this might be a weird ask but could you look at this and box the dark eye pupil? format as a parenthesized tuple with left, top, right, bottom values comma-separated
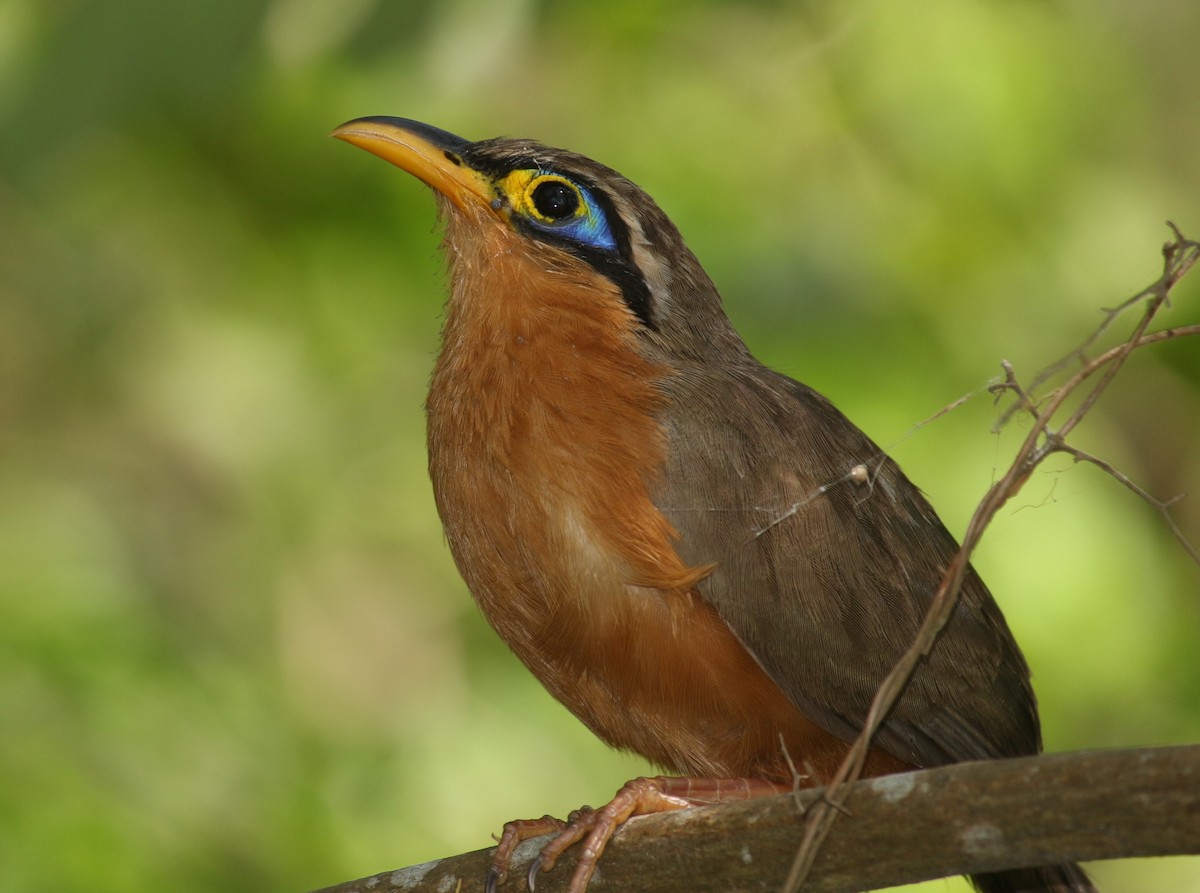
(531, 181, 579, 220)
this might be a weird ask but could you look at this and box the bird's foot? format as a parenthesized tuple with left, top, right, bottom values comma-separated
(530, 777, 691, 892)
(489, 776, 789, 892)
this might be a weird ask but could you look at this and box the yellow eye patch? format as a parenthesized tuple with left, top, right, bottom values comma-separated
(501, 171, 584, 223)
(497, 169, 617, 252)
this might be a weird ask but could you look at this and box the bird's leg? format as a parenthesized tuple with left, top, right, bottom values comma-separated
(499, 775, 790, 893)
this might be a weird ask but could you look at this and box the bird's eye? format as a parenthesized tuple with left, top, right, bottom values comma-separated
(503, 170, 617, 253)
(530, 179, 580, 220)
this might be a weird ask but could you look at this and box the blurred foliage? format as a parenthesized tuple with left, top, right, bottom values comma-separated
(1, 1, 1198, 891)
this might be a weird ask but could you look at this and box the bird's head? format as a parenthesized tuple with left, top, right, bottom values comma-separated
(332, 117, 743, 360)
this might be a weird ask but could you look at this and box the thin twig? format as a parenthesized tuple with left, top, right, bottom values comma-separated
(1059, 442, 1200, 565)
(999, 221, 1199, 425)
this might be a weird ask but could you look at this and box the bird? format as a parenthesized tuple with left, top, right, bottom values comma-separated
(332, 116, 1096, 893)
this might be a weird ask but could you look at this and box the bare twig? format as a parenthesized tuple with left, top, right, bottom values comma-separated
(1001, 221, 1200, 425)
(782, 226, 1200, 893)
(1060, 441, 1200, 565)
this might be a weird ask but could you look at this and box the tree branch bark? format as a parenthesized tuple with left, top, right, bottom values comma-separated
(310, 744, 1200, 893)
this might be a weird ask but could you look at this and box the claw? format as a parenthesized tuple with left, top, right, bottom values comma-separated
(485, 865, 503, 893)
(526, 853, 543, 891)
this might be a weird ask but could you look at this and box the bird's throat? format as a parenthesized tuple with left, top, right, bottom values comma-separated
(426, 214, 708, 630)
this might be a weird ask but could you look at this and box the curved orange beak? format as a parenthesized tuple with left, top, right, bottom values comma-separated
(331, 116, 493, 212)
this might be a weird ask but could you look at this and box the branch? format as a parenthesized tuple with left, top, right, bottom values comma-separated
(311, 745, 1200, 893)
(782, 225, 1200, 891)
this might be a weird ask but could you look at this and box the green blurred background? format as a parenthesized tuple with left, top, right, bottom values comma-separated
(2, 1, 1198, 891)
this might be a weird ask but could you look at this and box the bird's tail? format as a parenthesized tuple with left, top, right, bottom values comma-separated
(970, 863, 1096, 893)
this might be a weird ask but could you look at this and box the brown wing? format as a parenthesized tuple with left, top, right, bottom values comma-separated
(656, 362, 1040, 768)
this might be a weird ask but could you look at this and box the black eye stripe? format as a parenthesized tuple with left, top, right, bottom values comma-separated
(579, 187, 655, 330)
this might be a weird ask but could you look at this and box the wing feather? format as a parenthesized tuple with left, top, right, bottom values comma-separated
(657, 363, 1039, 768)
